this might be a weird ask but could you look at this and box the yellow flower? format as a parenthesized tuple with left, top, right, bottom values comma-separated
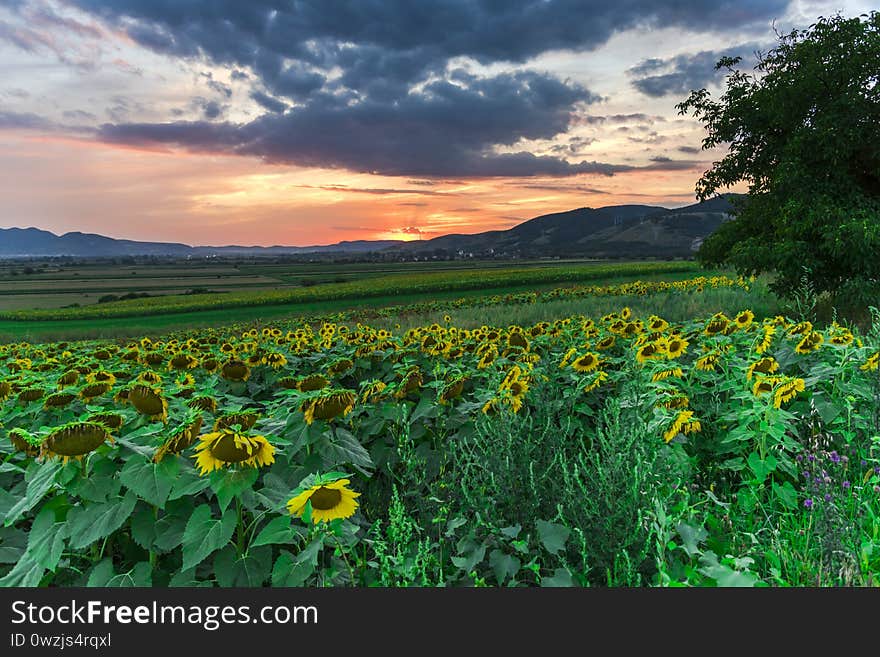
(128, 384, 169, 423)
(734, 310, 755, 330)
(360, 380, 388, 404)
(860, 352, 879, 371)
(794, 331, 823, 355)
(695, 351, 721, 372)
(595, 336, 616, 351)
(220, 359, 251, 381)
(193, 430, 275, 475)
(755, 325, 776, 355)
(746, 357, 779, 380)
(571, 352, 600, 373)
(154, 417, 203, 463)
(665, 337, 688, 359)
(583, 370, 608, 393)
(636, 342, 664, 364)
(287, 478, 360, 524)
(663, 410, 694, 443)
(651, 367, 683, 382)
(773, 377, 805, 408)
(301, 390, 357, 425)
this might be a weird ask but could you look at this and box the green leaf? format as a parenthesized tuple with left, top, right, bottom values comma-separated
(153, 499, 195, 552)
(676, 522, 708, 557)
(168, 464, 210, 500)
(772, 480, 798, 509)
(252, 515, 303, 548)
(541, 568, 574, 587)
(747, 451, 777, 483)
(318, 427, 374, 476)
(0, 527, 27, 564)
(67, 492, 138, 550)
(130, 508, 157, 550)
(489, 549, 521, 585)
(181, 504, 236, 570)
(214, 545, 272, 587)
(272, 550, 313, 587)
(536, 520, 570, 555)
(499, 524, 522, 539)
(119, 455, 178, 508)
(210, 468, 259, 513)
(27, 506, 69, 571)
(0, 552, 45, 587)
(4, 460, 62, 527)
(86, 558, 115, 587)
(451, 542, 486, 572)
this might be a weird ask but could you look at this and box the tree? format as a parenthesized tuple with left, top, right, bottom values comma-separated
(677, 12, 880, 303)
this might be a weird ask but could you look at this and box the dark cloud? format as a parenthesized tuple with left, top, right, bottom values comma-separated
(0, 109, 55, 131)
(639, 158, 705, 171)
(296, 184, 446, 196)
(513, 182, 609, 194)
(97, 71, 631, 177)
(63, 109, 97, 121)
(628, 42, 769, 97)
(249, 91, 287, 114)
(677, 145, 701, 154)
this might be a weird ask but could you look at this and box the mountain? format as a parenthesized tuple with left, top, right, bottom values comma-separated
(0, 227, 403, 258)
(393, 194, 740, 258)
(0, 194, 741, 259)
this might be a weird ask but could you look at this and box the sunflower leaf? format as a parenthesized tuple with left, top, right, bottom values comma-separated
(210, 468, 259, 513)
(214, 545, 272, 587)
(119, 455, 177, 508)
(536, 520, 570, 556)
(251, 515, 303, 548)
(0, 552, 45, 587)
(67, 492, 138, 550)
(26, 505, 69, 571)
(4, 460, 62, 527)
(181, 504, 236, 570)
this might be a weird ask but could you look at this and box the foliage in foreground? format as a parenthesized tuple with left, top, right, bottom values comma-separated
(1, 293, 879, 586)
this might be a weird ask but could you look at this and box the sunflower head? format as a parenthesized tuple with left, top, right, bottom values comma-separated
(44, 392, 76, 409)
(286, 473, 360, 524)
(154, 416, 203, 463)
(301, 390, 357, 425)
(214, 411, 260, 431)
(42, 422, 113, 463)
(193, 430, 275, 475)
(88, 412, 125, 431)
(221, 360, 251, 382)
(80, 382, 112, 400)
(438, 377, 467, 405)
(187, 395, 218, 413)
(18, 387, 45, 404)
(297, 374, 330, 392)
(571, 352, 600, 373)
(128, 384, 169, 423)
(8, 428, 40, 456)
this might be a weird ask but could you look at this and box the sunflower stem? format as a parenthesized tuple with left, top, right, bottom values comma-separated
(236, 496, 245, 557)
(149, 505, 158, 569)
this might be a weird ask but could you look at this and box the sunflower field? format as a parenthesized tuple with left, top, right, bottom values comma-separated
(1, 286, 879, 586)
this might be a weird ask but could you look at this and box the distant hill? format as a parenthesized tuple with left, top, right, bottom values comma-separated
(0, 194, 741, 259)
(393, 194, 741, 258)
(0, 227, 404, 258)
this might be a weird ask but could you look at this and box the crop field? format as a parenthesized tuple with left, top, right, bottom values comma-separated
(1, 272, 878, 587)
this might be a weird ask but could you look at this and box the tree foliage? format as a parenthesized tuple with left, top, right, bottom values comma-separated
(678, 12, 880, 302)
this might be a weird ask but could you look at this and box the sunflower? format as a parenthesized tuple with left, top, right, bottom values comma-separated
(665, 337, 689, 359)
(794, 331, 823, 355)
(773, 377, 805, 409)
(154, 416, 203, 463)
(214, 411, 260, 431)
(8, 428, 40, 456)
(734, 310, 755, 330)
(78, 382, 112, 401)
(0, 380, 11, 401)
(169, 353, 199, 371)
(663, 410, 697, 443)
(265, 352, 288, 370)
(287, 477, 360, 524)
(202, 358, 220, 373)
(57, 370, 79, 388)
(41, 422, 113, 463)
(583, 370, 608, 393)
(193, 430, 275, 475)
(438, 377, 467, 405)
(861, 352, 879, 371)
(301, 390, 357, 425)
(507, 332, 529, 351)
(787, 321, 813, 336)
(327, 358, 354, 376)
(695, 351, 721, 372)
(635, 342, 664, 364)
(88, 412, 125, 431)
(138, 371, 163, 385)
(620, 307, 632, 320)
(651, 367, 683, 382)
(647, 316, 669, 332)
(128, 384, 168, 423)
(755, 325, 776, 355)
(186, 395, 217, 413)
(506, 378, 529, 413)
(571, 352, 601, 373)
(752, 375, 782, 397)
(746, 357, 779, 381)
(829, 332, 854, 346)
(297, 374, 330, 392)
(499, 366, 523, 391)
(18, 388, 45, 404)
(595, 336, 616, 351)
(44, 392, 76, 409)
(704, 318, 728, 336)
(360, 380, 388, 404)
(481, 397, 501, 415)
(394, 368, 423, 399)
(219, 359, 250, 382)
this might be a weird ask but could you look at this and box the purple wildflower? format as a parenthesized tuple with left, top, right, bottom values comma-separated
(804, 498, 813, 509)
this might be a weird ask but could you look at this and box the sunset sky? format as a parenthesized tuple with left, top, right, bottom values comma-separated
(0, 0, 873, 246)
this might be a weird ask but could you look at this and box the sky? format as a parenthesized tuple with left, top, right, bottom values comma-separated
(0, 0, 873, 246)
